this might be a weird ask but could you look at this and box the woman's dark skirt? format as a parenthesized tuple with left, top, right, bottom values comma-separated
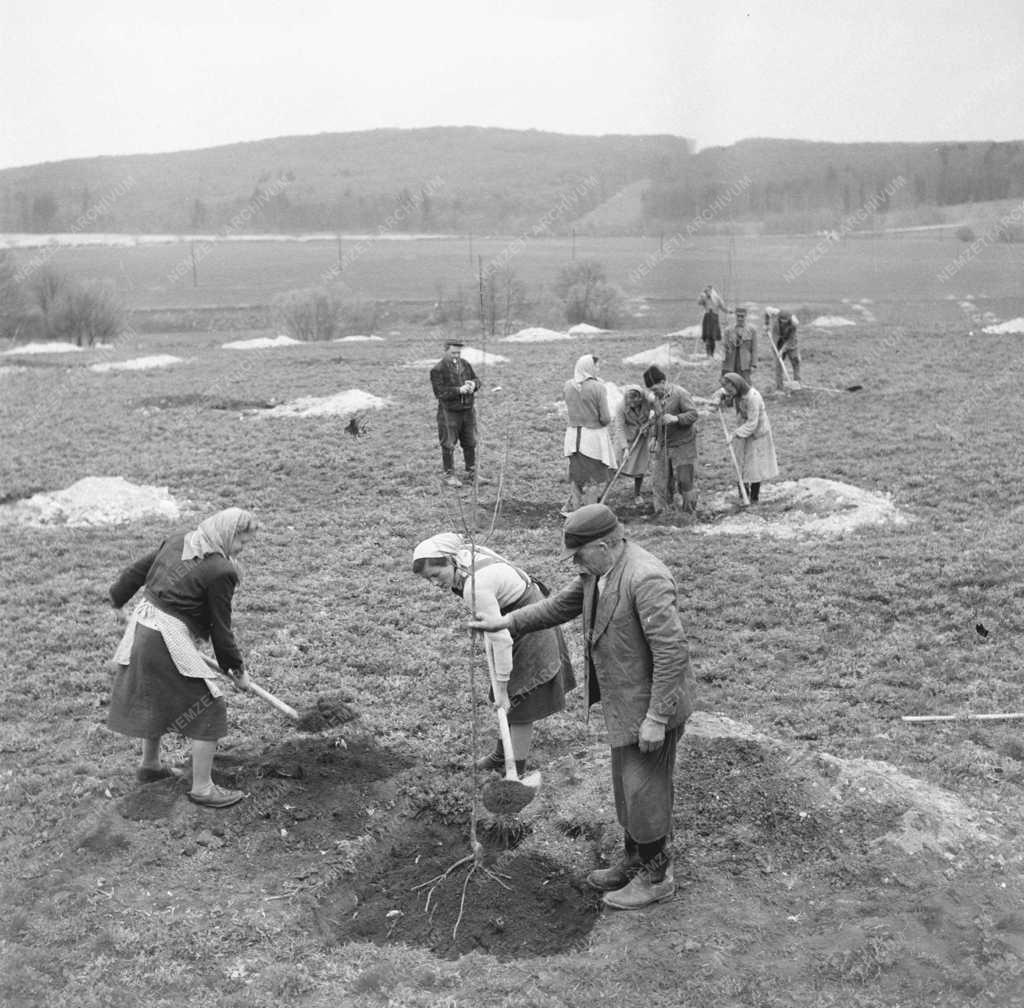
(107, 625, 227, 741)
(701, 310, 721, 354)
(568, 453, 611, 487)
(500, 583, 577, 724)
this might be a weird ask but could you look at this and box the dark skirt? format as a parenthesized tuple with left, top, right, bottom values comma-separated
(569, 453, 611, 487)
(702, 311, 721, 353)
(501, 583, 577, 724)
(107, 625, 227, 741)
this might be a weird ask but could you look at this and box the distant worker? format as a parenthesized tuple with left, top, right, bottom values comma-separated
(698, 285, 726, 358)
(721, 305, 758, 385)
(430, 339, 481, 488)
(773, 310, 801, 387)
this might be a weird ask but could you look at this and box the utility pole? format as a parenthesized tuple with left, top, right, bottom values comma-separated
(190, 241, 198, 288)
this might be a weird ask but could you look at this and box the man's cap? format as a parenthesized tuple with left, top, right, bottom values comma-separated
(560, 503, 623, 559)
(444, 338, 465, 348)
(735, 305, 748, 316)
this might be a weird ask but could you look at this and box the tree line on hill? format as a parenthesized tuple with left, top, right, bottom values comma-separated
(1, 128, 1022, 237)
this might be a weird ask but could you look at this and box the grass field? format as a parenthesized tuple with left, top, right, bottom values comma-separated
(8, 233, 1024, 330)
(1, 241, 1024, 1006)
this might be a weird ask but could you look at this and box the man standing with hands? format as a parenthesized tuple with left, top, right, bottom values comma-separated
(430, 338, 480, 487)
(469, 503, 694, 909)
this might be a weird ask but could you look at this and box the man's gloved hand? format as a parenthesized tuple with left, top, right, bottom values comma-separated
(663, 413, 678, 424)
(638, 715, 666, 752)
(459, 381, 475, 394)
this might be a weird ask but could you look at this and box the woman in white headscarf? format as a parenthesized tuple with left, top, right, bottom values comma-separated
(412, 533, 575, 774)
(562, 352, 616, 515)
(108, 507, 258, 808)
(717, 372, 779, 503)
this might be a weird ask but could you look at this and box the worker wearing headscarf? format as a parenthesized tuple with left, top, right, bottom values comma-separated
(718, 372, 778, 503)
(562, 353, 616, 515)
(412, 534, 575, 774)
(108, 507, 259, 808)
(611, 383, 654, 507)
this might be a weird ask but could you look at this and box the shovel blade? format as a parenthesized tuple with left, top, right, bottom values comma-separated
(482, 773, 542, 815)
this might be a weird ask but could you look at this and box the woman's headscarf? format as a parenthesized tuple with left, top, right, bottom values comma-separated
(721, 372, 751, 397)
(182, 507, 255, 562)
(412, 533, 506, 572)
(571, 353, 600, 387)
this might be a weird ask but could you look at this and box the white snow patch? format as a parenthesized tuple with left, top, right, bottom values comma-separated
(503, 327, 572, 343)
(567, 322, 609, 335)
(983, 317, 1024, 334)
(694, 477, 908, 540)
(333, 334, 385, 342)
(259, 388, 390, 419)
(90, 354, 183, 373)
(456, 346, 508, 365)
(810, 316, 857, 328)
(2, 341, 83, 355)
(0, 476, 183, 527)
(222, 334, 302, 350)
(622, 342, 710, 368)
(665, 324, 703, 339)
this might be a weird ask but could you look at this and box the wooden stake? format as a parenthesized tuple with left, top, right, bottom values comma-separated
(902, 712, 1024, 724)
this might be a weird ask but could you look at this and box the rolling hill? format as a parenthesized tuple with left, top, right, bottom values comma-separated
(1, 128, 1022, 237)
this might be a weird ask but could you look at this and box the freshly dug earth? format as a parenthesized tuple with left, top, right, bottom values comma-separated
(313, 819, 602, 960)
(294, 693, 359, 732)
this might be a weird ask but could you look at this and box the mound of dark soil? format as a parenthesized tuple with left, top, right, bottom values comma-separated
(313, 820, 601, 960)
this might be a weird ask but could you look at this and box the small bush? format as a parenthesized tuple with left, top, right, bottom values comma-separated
(955, 225, 976, 243)
(273, 287, 344, 341)
(48, 281, 125, 346)
(555, 259, 623, 329)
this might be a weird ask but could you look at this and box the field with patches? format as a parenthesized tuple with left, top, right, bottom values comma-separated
(2, 235, 1024, 1007)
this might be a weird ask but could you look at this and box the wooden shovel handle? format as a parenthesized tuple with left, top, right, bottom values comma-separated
(201, 655, 300, 722)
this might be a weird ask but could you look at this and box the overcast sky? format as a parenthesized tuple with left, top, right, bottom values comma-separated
(1, 0, 1022, 169)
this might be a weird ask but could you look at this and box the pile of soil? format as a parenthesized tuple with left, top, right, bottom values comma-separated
(295, 693, 359, 732)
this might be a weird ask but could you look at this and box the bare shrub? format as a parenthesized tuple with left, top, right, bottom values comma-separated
(273, 287, 344, 341)
(20, 266, 125, 346)
(48, 280, 126, 346)
(555, 258, 623, 329)
(955, 225, 976, 243)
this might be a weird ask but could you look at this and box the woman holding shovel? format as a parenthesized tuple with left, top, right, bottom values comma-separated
(412, 534, 576, 775)
(107, 507, 258, 808)
(717, 372, 778, 504)
(611, 384, 654, 507)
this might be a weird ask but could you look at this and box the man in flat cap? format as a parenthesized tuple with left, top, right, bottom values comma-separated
(469, 503, 694, 910)
(720, 305, 758, 385)
(642, 364, 700, 518)
(429, 339, 481, 488)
